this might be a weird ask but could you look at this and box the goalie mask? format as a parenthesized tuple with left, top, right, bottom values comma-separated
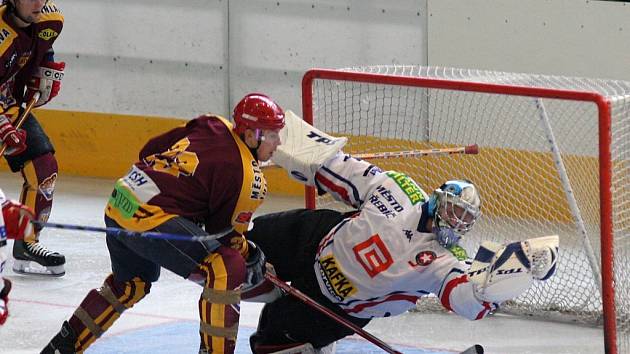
(233, 93, 285, 135)
(429, 180, 481, 247)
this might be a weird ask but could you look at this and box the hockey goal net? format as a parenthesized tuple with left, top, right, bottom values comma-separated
(301, 66, 630, 354)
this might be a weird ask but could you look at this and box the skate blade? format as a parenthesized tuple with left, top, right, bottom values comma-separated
(12, 260, 65, 277)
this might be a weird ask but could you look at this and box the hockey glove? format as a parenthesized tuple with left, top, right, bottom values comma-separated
(0, 115, 27, 156)
(2, 200, 36, 241)
(26, 61, 65, 107)
(241, 241, 282, 303)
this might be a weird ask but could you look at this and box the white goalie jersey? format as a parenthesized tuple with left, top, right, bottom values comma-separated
(312, 153, 495, 320)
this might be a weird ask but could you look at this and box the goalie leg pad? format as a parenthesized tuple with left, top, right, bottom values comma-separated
(271, 110, 347, 186)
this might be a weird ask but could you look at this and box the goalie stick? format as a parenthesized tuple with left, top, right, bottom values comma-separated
(265, 273, 484, 354)
(32, 221, 233, 242)
(0, 91, 41, 155)
(354, 144, 479, 160)
(262, 144, 479, 168)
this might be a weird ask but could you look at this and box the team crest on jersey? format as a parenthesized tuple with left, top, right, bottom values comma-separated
(318, 255, 357, 301)
(38, 28, 58, 41)
(408, 250, 442, 268)
(38, 173, 57, 201)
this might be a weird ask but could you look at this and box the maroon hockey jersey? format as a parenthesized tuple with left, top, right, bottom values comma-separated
(106, 115, 267, 235)
(0, 2, 63, 115)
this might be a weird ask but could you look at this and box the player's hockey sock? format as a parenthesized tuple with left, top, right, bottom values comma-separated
(195, 247, 245, 354)
(68, 274, 150, 352)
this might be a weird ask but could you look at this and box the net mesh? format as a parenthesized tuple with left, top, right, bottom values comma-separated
(305, 65, 630, 353)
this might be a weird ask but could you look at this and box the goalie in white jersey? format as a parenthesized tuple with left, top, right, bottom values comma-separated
(244, 111, 559, 353)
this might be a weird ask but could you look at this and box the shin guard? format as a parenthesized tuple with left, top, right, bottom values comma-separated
(195, 246, 246, 354)
(68, 274, 150, 352)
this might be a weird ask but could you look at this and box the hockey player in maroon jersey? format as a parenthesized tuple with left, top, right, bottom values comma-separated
(42, 93, 285, 354)
(0, 188, 36, 325)
(0, 0, 66, 276)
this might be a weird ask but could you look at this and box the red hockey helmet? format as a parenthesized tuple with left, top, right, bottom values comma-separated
(233, 93, 285, 134)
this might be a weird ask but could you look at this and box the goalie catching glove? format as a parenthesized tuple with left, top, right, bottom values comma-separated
(271, 110, 347, 186)
(468, 235, 559, 303)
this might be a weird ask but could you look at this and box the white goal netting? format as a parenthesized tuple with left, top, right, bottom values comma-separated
(303, 65, 630, 354)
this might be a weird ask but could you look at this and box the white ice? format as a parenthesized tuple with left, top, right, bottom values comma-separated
(0, 173, 604, 354)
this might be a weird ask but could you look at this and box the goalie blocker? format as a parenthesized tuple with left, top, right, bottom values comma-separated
(271, 110, 347, 186)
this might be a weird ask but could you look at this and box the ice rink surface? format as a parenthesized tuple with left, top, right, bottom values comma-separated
(0, 172, 605, 354)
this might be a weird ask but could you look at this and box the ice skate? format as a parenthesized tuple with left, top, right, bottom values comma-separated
(41, 321, 77, 354)
(12, 240, 65, 277)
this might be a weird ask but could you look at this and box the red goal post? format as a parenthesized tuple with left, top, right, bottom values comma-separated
(301, 66, 626, 354)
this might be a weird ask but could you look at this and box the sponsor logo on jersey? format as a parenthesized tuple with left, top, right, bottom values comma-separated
(38, 28, 58, 41)
(403, 229, 414, 242)
(352, 234, 394, 277)
(368, 194, 396, 219)
(386, 172, 425, 205)
(408, 250, 442, 268)
(122, 166, 160, 197)
(0, 28, 11, 45)
(109, 181, 141, 219)
(376, 186, 404, 212)
(250, 160, 267, 200)
(318, 254, 357, 301)
(235, 211, 253, 224)
(38, 173, 57, 201)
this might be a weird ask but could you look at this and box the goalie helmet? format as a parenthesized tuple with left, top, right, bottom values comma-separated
(428, 179, 481, 247)
(233, 93, 285, 135)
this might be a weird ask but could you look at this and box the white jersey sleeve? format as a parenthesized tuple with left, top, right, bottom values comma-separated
(313, 154, 494, 320)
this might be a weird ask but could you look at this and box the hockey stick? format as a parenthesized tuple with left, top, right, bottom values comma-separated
(32, 221, 233, 242)
(265, 273, 483, 354)
(261, 144, 479, 169)
(353, 143, 479, 160)
(0, 91, 41, 156)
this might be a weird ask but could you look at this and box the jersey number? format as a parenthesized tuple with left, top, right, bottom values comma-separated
(144, 138, 200, 177)
(352, 234, 394, 278)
